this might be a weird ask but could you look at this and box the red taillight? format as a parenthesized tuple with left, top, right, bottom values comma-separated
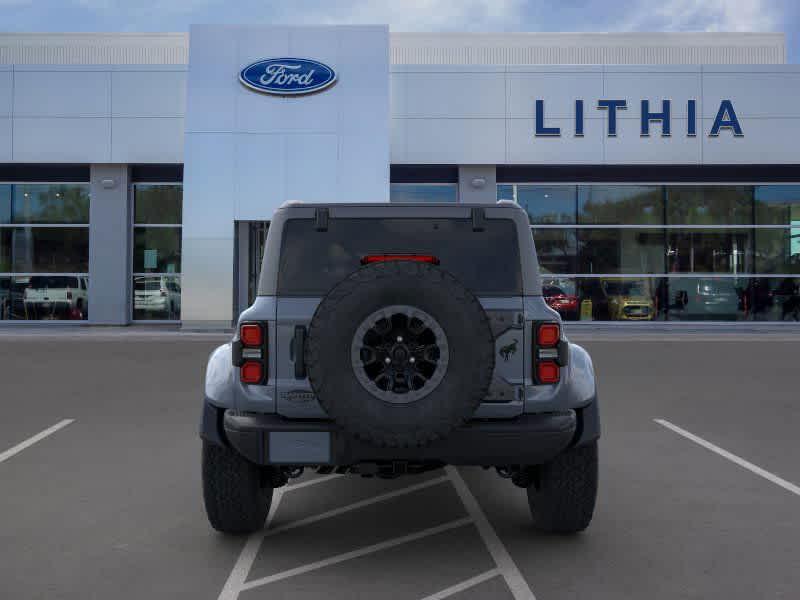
(537, 323, 560, 347)
(361, 254, 440, 265)
(240, 323, 263, 347)
(237, 322, 268, 385)
(240, 361, 263, 384)
(537, 361, 560, 384)
(533, 321, 563, 385)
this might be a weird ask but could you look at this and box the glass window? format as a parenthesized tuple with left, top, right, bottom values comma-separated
(497, 184, 514, 202)
(134, 185, 182, 224)
(541, 276, 579, 321)
(752, 277, 800, 321)
(578, 185, 663, 225)
(578, 229, 665, 274)
(577, 277, 666, 321)
(276, 218, 522, 296)
(515, 185, 575, 224)
(1, 183, 89, 321)
(390, 184, 457, 203)
(1, 227, 89, 273)
(132, 184, 182, 321)
(755, 185, 800, 225)
(532, 228, 577, 274)
(133, 227, 181, 274)
(133, 275, 181, 320)
(755, 228, 800, 274)
(666, 229, 753, 274)
(666, 186, 752, 225)
(3, 184, 90, 224)
(666, 277, 747, 321)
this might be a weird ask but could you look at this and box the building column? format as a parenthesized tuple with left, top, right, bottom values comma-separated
(458, 166, 497, 204)
(88, 164, 131, 325)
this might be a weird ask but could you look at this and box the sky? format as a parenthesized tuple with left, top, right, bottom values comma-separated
(0, 0, 797, 62)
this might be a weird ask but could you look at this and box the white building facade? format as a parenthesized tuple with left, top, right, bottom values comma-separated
(1, 29, 798, 326)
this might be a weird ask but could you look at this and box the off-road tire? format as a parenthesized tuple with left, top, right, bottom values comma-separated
(202, 441, 273, 535)
(527, 441, 598, 533)
(305, 260, 494, 448)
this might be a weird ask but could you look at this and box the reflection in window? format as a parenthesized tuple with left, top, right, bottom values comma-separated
(133, 275, 181, 320)
(542, 276, 579, 321)
(132, 184, 183, 321)
(133, 228, 181, 273)
(666, 277, 747, 321)
(755, 228, 800, 274)
(516, 185, 575, 224)
(755, 185, 800, 225)
(578, 277, 663, 321)
(578, 185, 662, 225)
(1, 182, 90, 321)
(390, 184, 457, 203)
(578, 229, 665, 274)
(532, 229, 577, 274)
(667, 229, 752, 274)
(666, 186, 752, 225)
(1, 228, 89, 273)
(1, 184, 90, 225)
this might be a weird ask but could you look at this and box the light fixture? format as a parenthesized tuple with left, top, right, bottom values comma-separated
(470, 177, 487, 189)
(101, 178, 116, 189)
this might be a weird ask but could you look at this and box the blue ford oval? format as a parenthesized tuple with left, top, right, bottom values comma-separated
(239, 58, 337, 96)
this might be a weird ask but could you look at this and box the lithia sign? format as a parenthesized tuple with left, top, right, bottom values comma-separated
(535, 99, 743, 138)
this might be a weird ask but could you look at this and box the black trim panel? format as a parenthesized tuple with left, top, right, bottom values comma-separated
(497, 164, 800, 183)
(391, 165, 459, 184)
(0, 164, 90, 182)
(130, 164, 184, 183)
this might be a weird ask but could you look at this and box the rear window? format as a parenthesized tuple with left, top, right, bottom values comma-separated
(277, 218, 522, 296)
(29, 276, 78, 288)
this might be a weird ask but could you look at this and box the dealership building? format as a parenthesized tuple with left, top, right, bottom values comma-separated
(0, 27, 799, 327)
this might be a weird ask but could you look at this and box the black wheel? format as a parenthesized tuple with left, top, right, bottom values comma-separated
(527, 441, 598, 533)
(202, 441, 273, 534)
(305, 260, 494, 448)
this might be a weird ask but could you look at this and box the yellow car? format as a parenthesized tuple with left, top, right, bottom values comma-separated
(600, 279, 655, 321)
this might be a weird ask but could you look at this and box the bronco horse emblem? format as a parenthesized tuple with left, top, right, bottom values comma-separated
(499, 339, 518, 362)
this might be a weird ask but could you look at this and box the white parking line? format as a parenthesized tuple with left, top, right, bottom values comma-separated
(264, 475, 450, 537)
(0, 419, 75, 464)
(239, 517, 473, 591)
(217, 474, 446, 600)
(445, 466, 536, 600)
(655, 418, 800, 497)
(419, 569, 501, 600)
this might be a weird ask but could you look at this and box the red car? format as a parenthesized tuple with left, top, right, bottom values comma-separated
(544, 284, 579, 320)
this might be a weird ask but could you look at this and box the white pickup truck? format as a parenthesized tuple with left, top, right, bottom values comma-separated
(23, 275, 88, 320)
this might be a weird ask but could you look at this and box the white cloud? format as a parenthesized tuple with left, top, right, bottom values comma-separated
(278, 0, 524, 31)
(622, 0, 780, 32)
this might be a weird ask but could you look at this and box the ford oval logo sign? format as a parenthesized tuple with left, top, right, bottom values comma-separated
(239, 58, 337, 96)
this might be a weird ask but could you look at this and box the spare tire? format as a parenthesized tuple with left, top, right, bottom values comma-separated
(305, 260, 494, 447)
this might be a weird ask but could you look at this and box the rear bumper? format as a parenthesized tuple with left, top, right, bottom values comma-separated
(211, 408, 579, 467)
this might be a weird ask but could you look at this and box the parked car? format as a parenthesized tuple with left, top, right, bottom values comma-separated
(133, 276, 181, 319)
(200, 202, 600, 535)
(670, 278, 741, 321)
(542, 279, 579, 320)
(23, 275, 88, 320)
(598, 278, 655, 321)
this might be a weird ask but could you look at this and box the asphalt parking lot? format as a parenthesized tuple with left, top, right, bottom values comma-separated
(1, 329, 799, 600)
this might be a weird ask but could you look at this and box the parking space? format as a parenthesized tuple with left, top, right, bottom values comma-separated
(1, 331, 798, 599)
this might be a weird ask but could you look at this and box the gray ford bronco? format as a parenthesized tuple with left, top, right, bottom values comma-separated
(200, 202, 599, 535)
